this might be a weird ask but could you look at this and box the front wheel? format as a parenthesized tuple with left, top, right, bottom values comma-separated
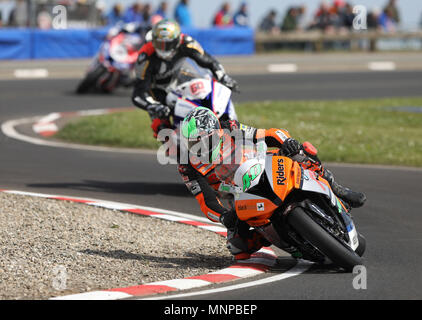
(287, 207, 363, 272)
(76, 65, 107, 94)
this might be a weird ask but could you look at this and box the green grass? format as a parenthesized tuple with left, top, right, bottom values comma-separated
(55, 97, 422, 167)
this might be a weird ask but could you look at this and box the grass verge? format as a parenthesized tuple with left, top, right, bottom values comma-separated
(55, 97, 422, 167)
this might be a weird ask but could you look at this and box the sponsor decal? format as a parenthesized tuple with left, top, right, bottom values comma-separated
(190, 81, 205, 95)
(187, 181, 201, 196)
(242, 164, 262, 191)
(276, 158, 286, 185)
(207, 212, 220, 222)
(237, 204, 247, 211)
(239, 124, 249, 131)
(275, 130, 288, 142)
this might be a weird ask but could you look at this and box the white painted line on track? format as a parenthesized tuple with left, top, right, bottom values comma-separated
(368, 61, 396, 71)
(1, 116, 155, 155)
(267, 64, 298, 73)
(50, 291, 132, 300)
(150, 279, 212, 290)
(0, 189, 293, 300)
(14, 69, 49, 79)
(141, 260, 313, 300)
(3, 112, 420, 174)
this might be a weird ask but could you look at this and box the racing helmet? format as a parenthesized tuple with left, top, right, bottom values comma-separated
(152, 19, 181, 60)
(181, 107, 223, 163)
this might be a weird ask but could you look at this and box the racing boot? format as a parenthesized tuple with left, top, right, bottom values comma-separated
(322, 168, 366, 208)
(226, 221, 271, 261)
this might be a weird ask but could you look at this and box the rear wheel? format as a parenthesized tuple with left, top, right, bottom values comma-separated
(287, 207, 363, 272)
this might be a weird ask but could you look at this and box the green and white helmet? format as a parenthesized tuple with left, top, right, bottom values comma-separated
(152, 19, 181, 60)
(181, 107, 223, 163)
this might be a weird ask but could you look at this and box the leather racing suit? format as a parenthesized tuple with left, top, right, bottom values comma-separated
(132, 34, 235, 135)
(178, 119, 366, 260)
(178, 120, 298, 260)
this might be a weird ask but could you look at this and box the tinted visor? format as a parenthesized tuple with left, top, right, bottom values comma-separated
(153, 38, 179, 53)
(186, 130, 222, 162)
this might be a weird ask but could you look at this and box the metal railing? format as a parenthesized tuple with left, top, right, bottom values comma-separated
(255, 30, 422, 52)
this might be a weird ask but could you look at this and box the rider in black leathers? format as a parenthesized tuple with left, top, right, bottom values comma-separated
(131, 19, 238, 136)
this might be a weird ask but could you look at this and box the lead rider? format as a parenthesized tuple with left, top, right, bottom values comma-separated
(178, 107, 366, 260)
(132, 19, 238, 136)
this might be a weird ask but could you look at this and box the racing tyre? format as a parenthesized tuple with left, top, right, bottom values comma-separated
(355, 233, 366, 257)
(76, 65, 107, 94)
(287, 207, 363, 272)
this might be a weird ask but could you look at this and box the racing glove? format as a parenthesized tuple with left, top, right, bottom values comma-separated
(151, 118, 171, 138)
(216, 70, 239, 92)
(146, 104, 171, 120)
(281, 138, 302, 157)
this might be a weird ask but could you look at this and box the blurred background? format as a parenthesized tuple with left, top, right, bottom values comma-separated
(0, 0, 422, 59)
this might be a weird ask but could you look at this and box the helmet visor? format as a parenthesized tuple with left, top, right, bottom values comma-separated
(153, 38, 179, 54)
(185, 130, 223, 163)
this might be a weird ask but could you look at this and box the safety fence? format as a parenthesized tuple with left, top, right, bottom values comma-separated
(255, 30, 422, 52)
(0, 27, 254, 60)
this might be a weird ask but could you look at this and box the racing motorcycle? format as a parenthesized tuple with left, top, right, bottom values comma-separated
(214, 141, 366, 271)
(165, 58, 238, 127)
(157, 58, 238, 161)
(76, 24, 144, 94)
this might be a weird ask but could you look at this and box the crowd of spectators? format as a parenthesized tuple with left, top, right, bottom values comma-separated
(258, 0, 402, 34)
(103, 1, 193, 29)
(102, 1, 250, 29)
(0, 0, 410, 33)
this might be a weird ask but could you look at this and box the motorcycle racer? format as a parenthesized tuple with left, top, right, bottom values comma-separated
(178, 107, 367, 260)
(131, 19, 238, 137)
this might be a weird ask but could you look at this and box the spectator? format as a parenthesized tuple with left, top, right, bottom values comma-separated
(367, 7, 382, 30)
(106, 4, 124, 26)
(258, 9, 278, 34)
(155, 1, 168, 19)
(378, 7, 397, 32)
(296, 5, 307, 30)
(213, 2, 233, 27)
(174, 0, 192, 27)
(123, 3, 144, 24)
(329, 0, 346, 29)
(384, 0, 400, 24)
(142, 3, 152, 25)
(281, 7, 299, 32)
(9, 0, 28, 27)
(340, 3, 355, 30)
(37, 6, 52, 30)
(309, 1, 335, 32)
(233, 2, 249, 27)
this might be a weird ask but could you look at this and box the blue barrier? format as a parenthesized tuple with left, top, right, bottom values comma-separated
(0, 29, 33, 59)
(0, 27, 254, 60)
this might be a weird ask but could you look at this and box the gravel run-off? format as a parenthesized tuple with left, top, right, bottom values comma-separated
(0, 193, 231, 299)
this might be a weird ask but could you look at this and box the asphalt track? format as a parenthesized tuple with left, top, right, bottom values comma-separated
(1, 71, 422, 300)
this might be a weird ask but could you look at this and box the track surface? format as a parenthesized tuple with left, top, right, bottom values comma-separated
(1, 72, 421, 299)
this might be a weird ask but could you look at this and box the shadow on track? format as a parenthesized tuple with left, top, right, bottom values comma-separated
(27, 180, 191, 197)
(80, 249, 232, 270)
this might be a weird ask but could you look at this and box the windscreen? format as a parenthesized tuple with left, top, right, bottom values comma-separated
(214, 141, 267, 186)
(172, 58, 213, 88)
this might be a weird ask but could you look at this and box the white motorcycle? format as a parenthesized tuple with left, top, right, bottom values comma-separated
(157, 59, 238, 162)
(166, 58, 238, 127)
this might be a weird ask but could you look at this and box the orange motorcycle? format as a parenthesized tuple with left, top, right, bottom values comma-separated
(215, 141, 366, 271)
